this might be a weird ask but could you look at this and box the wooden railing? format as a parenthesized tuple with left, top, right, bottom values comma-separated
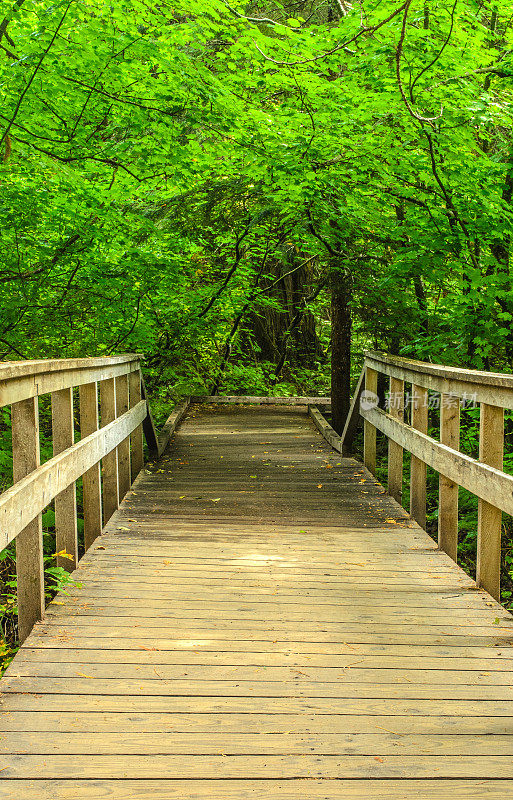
(342, 351, 513, 601)
(0, 355, 182, 642)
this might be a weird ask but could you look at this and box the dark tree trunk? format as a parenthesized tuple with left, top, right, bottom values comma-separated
(330, 273, 351, 434)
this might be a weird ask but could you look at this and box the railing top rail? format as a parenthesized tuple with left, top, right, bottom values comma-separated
(0, 354, 143, 382)
(365, 351, 513, 391)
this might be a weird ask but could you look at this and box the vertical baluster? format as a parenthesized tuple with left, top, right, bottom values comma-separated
(388, 377, 404, 504)
(12, 397, 45, 643)
(477, 402, 504, 600)
(129, 368, 144, 481)
(410, 384, 428, 528)
(79, 381, 102, 551)
(116, 373, 131, 500)
(438, 394, 460, 562)
(51, 388, 78, 571)
(100, 377, 118, 524)
(363, 366, 378, 474)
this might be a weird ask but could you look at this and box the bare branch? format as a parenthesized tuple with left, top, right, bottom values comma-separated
(395, 1, 443, 126)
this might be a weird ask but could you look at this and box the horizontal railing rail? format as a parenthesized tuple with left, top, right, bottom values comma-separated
(1, 401, 147, 551)
(343, 351, 512, 601)
(0, 356, 185, 642)
(190, 395, 331, 405)
(0, 355, 142, 408)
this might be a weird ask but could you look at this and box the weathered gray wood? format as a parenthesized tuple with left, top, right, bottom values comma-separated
(11, 397, 45, 643)
(115, 374, 131, 500)
(438, 394, 460, 562)
(100, 377, 118, 523)
(476, 402, 504, 601)
(308, 405, 342, 452)
(79, 382, 102, 551)
(340, 367, 365, 450)
(129, 369, 144, 480)
(2, 404, 513, 796)
(157, 397, 191, 455)
(387, 376, 404, 503)
(0, 357, 141, 408)
(0, 402, 147, 550)
(360, 405, 513, 517)
(363, 366, 378, 474)
(51, 387, 78, 571)
(366, 350, 513, 409)
(191, 395, 331, 405)
(140, 374, 160, 456)
(410, 384, 428, 529)
(0, 354, 142, 381)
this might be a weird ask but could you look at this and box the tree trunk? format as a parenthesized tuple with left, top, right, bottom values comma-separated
(330, 273, 351, 434)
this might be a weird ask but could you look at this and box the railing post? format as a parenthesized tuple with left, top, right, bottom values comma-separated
(51, 388, 78, 571)
(363, 365, 378, 474)
(115, 374, 131, 500)
(100, 377, 119, 524)
(410, 384, 428, 529)
(476, 402, 504, 600)
(79, 381, 103, 551)
(438, 394, 460, 561)
(11, 397, 45, 643)
(387, 377, 404, 503)
(129, 367, 144, 480)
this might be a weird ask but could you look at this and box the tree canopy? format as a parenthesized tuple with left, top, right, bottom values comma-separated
(1, 0, 513, 396)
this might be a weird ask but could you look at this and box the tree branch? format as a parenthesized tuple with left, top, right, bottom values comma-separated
(0, 3, 72, 146)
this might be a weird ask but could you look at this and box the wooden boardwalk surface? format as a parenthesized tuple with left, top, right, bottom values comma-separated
(2, 403, 513, 798)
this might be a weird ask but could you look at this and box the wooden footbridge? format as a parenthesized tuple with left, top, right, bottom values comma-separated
(2, 353, 513, 798)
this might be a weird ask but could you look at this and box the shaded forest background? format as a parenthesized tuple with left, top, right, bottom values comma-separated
(2, 0, 513, 654)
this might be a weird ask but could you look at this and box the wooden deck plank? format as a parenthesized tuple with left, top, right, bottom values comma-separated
(14, 647, 513, 668)
(5, 676, 513, 699)
(5, 753, 513, 779)
(4, 731, 513, 755)
(4, 780, 513, 800)
(15, 627, 513, 646)
(1, 403, 513, 796)
(2, 711, 513, 734)
(7, 662, 513, 685)
(4, 693, 513, 714)
(21, 637, 513, 657)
